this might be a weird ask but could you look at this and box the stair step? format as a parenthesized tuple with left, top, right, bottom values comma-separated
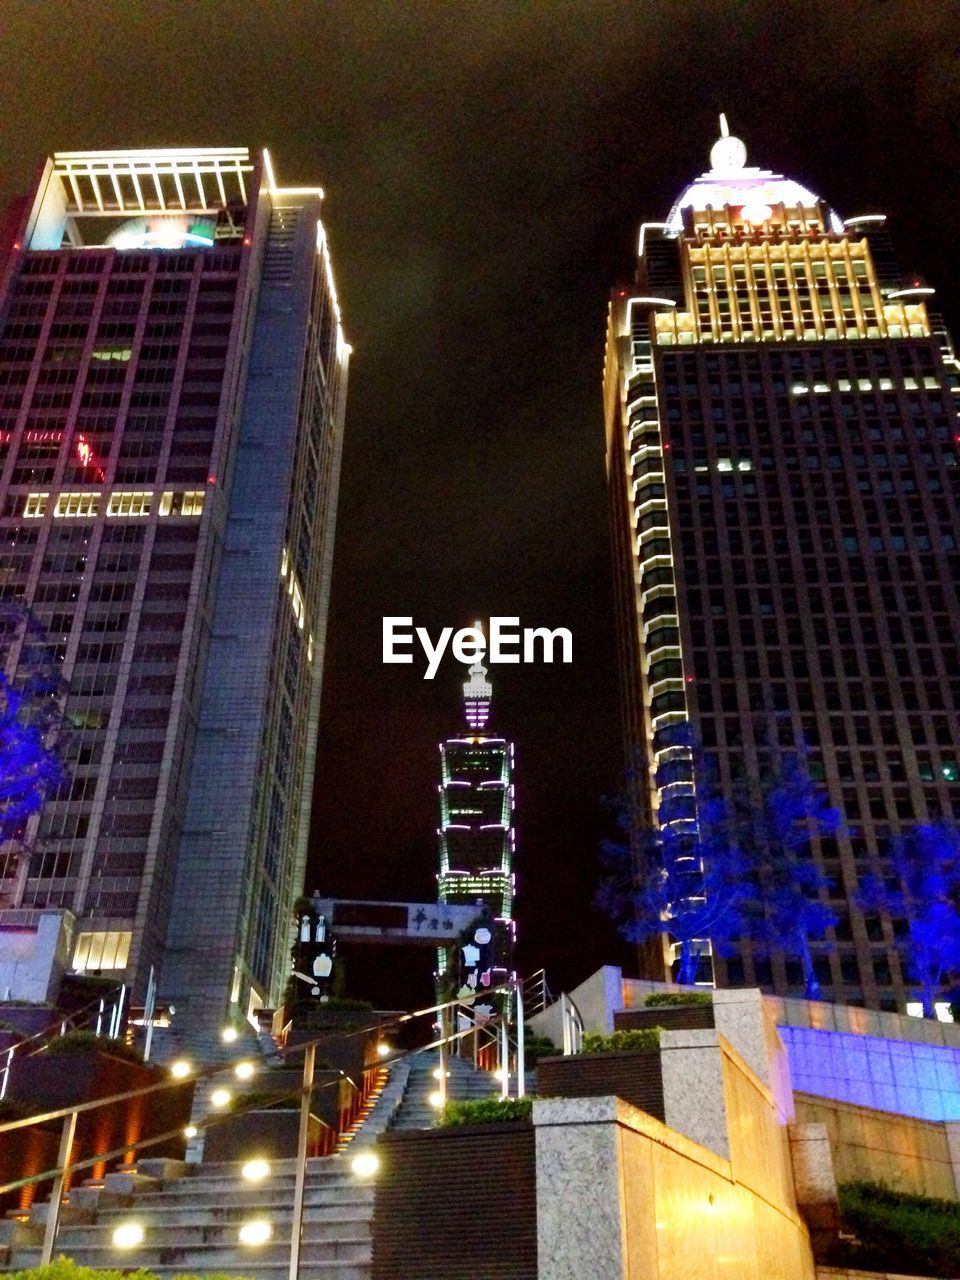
(9, 1245, 371, 1272)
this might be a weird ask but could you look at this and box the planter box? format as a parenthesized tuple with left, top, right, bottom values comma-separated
(373, 1123, 536, 1280)
(614, 1003, 715, 1033)
(202, 1108, 333, 1162)
(0, 1006, 57, 1039)
(536, 1049, 665, 1121)
(284, 1008, 380, 1080)
(0, 1121, 58, 1214)
(7, 1050, 193, 1170)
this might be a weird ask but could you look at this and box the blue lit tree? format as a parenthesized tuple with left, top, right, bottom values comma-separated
(856, 824, 960, 1019)
(0, 605, 69, 856)
(743, 746, 841, 1001)
(597, 746, 751, 986)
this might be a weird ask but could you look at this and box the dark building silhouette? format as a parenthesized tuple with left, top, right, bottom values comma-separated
(0, 148, 349, 1042)
(604, 120, 960, 1010)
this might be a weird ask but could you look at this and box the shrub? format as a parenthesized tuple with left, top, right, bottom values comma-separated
(5, 1261, 254, 1280)
(42, 1031, 144, 1065)
(439, 1096, 534, 1127)
(581, 1028, 662, 1054)
(0, 1019, 25, 1038)
(643, 992, 712, 1008)
(522, 1032, 557, 1065)
(827, 1181, 960, 1277)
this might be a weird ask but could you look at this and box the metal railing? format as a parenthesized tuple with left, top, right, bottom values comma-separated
(0, 979, 526, 1277)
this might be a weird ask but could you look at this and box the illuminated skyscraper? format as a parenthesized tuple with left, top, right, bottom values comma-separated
(604, 119, 960, 1010)
(438, 654, 515, 991)
(0, 148, 349, 1041)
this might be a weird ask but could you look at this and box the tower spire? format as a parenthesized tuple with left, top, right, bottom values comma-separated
(462, 619, 492, 731)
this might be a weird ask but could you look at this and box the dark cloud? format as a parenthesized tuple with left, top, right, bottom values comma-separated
(1, 0, 958, 1005)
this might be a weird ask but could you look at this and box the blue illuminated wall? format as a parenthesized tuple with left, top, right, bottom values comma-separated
(781, 1024, 960, 1122)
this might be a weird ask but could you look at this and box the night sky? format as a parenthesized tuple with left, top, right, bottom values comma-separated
(2, 1, 958, 1009)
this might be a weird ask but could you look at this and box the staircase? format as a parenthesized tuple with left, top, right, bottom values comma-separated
(390, 1052, 501, 1130)
(0, 1052, 504, 1278)
(1, 1158, 373, 1279)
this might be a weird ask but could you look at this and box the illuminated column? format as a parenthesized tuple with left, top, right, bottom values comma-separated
(437, 652, 515, 1003)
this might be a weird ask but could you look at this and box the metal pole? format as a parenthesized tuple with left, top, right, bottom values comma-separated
(499, 1000, 509, 1099)
(516, 979, 525, 1098)
(143, 967, 157, 1062)
(289, 1042, 315, 1280)
(438, 1007, 447, 1109)
(40, 1111, 77, 1265)
(0, 1044, 13, 1101)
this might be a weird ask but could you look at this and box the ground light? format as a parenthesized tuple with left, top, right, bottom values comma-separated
(351, 1150, 379, 1178)
(210, 1088, 232, 1108)
(241, 1158, 271, 1182)
(427, 1090, 444, 1108)
(112, 1223, 144, 1249)
(234, 1060, 255, 1080)
(184, 1125, 198, 1139)
(239, 1219, 272, 1246)
(432, 1068, 450, 1079)
(376, 1042, 392, 1057)
(169, 1059, 192, 1079)
(221, 1026, 238, 1044)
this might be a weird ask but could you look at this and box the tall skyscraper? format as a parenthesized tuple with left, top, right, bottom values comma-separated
(0, 148, 349, 1042)
(604, 119, 960, 1010)
(437, 654, 515, 993)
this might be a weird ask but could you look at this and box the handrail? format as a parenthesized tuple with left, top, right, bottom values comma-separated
(0, 977, 524, 1269)
(0, 982, 513, 1139)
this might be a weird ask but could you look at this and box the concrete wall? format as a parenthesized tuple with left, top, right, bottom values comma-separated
(0, 911, 73, 1003)
(533, 1095, 815, 1280)
(794, 1092, 959, 1201)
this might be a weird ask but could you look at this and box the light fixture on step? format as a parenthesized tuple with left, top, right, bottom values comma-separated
(376, 1042, 392, 1057)
(241, 1158, 271, 1182)
(210, 1088, 232, 1108)
(432, 1068, 450, 1079)
(184, 1125, 198, 1139)
(112, 1222, 144, 1249)
(239, 1219, 272, 1246)
(169, 1059, 192, 1079)
(351, 1150, 379, 1178)
(234, 1060, 255, 1080)
(428, 1090, 444, 1108)
(221, 1026, 238, 1043)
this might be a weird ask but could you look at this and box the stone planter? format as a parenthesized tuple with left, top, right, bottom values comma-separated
(202, 1108, 334, 1161)
(7, 1050, 193, 1171)
(0, 1005, 57, 1039)
(0, 1120, 58, 1213)
(283, 1007, 380, 1081)
(372, 1123, 536, 1280)
(536, 1049, 665, 1121)
(614, 1002, 715, 1033)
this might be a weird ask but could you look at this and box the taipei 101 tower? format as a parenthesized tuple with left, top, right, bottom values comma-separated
(437, 636, 516, 998)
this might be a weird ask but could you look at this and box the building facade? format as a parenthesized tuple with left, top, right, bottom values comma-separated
(604, 121, 960, 1009)
(0, 148, 349, 1040)
(437, 657, 515, 993)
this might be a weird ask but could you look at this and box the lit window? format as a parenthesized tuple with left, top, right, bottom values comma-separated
(55, 492, 101, 518)
(72, 930, 132, 972)
(108, 491, 153, 517)
(24, 492, 49, 518)
(158, 491, 174, 517)
(179, 491, 205, 516)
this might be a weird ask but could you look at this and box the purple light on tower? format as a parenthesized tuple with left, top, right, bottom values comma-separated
(437, 641, 515, 997)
